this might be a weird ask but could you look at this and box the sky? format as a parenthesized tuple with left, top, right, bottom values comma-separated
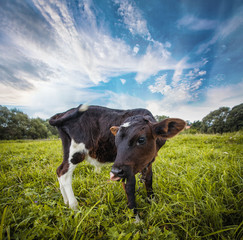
(0, 0, 243, 122)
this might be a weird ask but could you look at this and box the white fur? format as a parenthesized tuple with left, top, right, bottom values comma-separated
(86, 156, 105, 173)
(58, 163, 78, 210)
(79, 104, 89, 112)
(68, 140, 87, 162)
(59, 139, 106, 209)
(121, 122, 131, 128)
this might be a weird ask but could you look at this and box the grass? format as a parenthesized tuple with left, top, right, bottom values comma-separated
(0, 133, 242, 239)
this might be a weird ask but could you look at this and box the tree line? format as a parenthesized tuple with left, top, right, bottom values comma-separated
(155, 103, 243, 134)
(187, 103, 243, 134)
(0, 103, 242, 140)
(0, 106, 58, 140)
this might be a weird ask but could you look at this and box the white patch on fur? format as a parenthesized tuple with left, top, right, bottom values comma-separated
(79, 104, 89, 112)
(86, 156, 105, 172)
(58, 163, 78, 210)
(69, 139, 105, 170)
(121, 122, 131, 128)
(59, 139, 108, 209)
(69, 140, 87, 162)
(58, 140, 87, 210)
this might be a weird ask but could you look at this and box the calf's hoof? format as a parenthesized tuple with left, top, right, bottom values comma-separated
(134, 214, 141, 224)
(69, 199, 79, 210)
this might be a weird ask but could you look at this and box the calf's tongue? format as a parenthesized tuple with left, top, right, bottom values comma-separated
(110, 172, 121, 181)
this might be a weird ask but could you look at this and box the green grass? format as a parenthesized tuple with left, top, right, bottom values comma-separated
(0, 133, 242, 239)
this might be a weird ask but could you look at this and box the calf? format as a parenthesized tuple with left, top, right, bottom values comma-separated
(49, 105, 186, 212)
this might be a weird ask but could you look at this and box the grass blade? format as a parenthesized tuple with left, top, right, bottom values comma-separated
(73, 200, 100, 240)
(0, 206, 8, 240)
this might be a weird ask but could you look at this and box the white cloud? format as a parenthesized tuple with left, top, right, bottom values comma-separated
(0, 0, 182, 96)
(186, 68, 206, 80)
(2, 0, 240, 122)
(120, 78, 126, 84)
(147, 81, 243, 121)
(148, 74, 171, 95)
(1, 0, 202, 119)
(172, 57, 189, 85)
(133, 44, 140, 55)
(28, 80, 106, 118)
(114, 0, 151, 40)
(177, 15, 218, 31)
(197, 7, 243, 54)
(0, 83, 30, 106)
(205, 81, 243, 107)
(148, 65, 206, 112)
(105, 91, 146, 110)
(198, 70, 206, 76)
(135, 41, 175, 83)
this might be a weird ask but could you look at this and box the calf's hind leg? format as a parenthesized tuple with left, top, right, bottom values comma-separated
(57, 140, 86, 210)
(57, 162, 79, 210)
(56, 162, 69, 205)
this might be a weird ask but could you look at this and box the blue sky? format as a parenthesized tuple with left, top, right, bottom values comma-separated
(0, 0, 243, 121)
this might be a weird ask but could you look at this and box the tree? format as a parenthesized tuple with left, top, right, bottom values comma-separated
(0, 106, 58, 139)
(0, 106, 30, 139)
(44, 119, 59, 136)
(0, 106, 11, 139)
(155, 115, 169, 122)
(190, 120, 202, 132)
(201, 107, 230, 134)
(28, 118, 48, 139)
(226, 103, 243, 131)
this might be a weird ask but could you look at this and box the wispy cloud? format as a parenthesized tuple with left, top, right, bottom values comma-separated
(1, 0, 241, 121)
(114, 0, 151, 40)
(135, 41, 174, 83)
(0, 0, 187, 104)
(106, 91, 146, 110)
(148, 61, 207, 112)
(149, 74, 171, 95)
(147, 81, 243, 121)
(177, 15, 218, 31)
(120, 78, 126, 84)
(197, 7, 243, 54)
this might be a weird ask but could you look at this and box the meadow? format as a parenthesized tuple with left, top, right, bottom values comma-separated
(0, 133, 242, 239)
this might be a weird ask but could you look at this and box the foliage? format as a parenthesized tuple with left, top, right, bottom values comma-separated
(0, 106, 58, 140)
(154, 115, 169, 122)
(226, 103, 243, 132)
(0, 134, 242, 239)
(201, 107, 230, 134)
(190, 120, 202, 132)
(182, 103, 243, 134)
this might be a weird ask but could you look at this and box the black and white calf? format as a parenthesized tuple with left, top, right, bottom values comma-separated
(49, 105, 186, 212)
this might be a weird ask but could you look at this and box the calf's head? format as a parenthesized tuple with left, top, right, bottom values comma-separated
(110, 116, 186, 181)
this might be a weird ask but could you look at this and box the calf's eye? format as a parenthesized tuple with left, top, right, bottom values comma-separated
(137, 136, 146, 145)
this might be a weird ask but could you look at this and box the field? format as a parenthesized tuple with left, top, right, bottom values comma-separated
(0, 133, 242, 239)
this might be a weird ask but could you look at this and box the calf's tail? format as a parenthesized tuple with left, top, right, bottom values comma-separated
(49, 104, 88, 127)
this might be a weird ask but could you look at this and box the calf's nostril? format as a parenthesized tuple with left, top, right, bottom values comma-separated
(117, 169, 124, 177)
(111, 167, 124, 177)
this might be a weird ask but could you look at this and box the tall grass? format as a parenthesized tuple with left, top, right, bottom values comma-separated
(0, 133, 242, 239)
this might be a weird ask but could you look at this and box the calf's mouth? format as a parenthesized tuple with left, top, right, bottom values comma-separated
(110, 165, 129, 181)
(110, 172, 121, 181)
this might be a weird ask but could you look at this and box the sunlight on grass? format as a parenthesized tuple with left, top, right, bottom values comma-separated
(0, 133, 242, 239)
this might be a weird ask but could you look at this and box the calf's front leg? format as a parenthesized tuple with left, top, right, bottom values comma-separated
(142, 164, 154, 199)
(122, 175, 137, 213)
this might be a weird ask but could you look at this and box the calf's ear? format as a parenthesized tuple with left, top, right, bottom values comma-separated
(152, 118, 186, 139)
(110, 126, 120, 136)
